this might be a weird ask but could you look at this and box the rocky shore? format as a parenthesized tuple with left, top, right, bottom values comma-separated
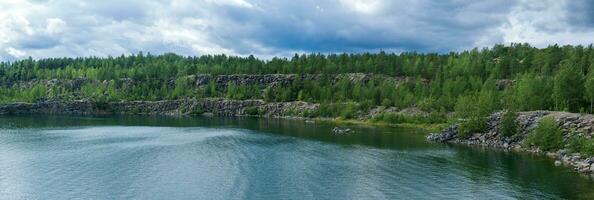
(0, 96, 434, 121)
(428, 111, 594, 175)
(0, 98, 322, 117)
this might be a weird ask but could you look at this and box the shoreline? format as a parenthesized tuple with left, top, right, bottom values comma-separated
(427, 111, 594, 176)
(0, 99, 446, 132)
(2, 101, 591, 177)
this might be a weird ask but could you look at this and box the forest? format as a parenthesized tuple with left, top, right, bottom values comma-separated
(1, 43, 594, 132)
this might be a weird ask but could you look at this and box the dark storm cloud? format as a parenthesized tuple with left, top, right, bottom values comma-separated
(567, 0, 594, 28)
(0, 0, 592, 61)
(234, 1, 514, 52)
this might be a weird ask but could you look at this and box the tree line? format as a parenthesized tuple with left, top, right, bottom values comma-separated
(2, 43, 594, 118)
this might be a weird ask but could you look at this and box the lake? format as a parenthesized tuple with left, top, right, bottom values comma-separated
(0, 115, 592, 199)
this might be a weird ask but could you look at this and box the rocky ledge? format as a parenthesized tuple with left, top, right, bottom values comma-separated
(427, 111, 594, 175)
(0, 98, 322, 118)
(0, 98, 431, 120)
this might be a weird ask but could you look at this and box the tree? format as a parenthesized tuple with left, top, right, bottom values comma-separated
(455, 94, 487, 138)
(171, 77, 189, 99)
(585, 71, 594, 113)
(553, 62, 584, 112)
(3, 43, 594, 119)
(513, 73, 552, 111)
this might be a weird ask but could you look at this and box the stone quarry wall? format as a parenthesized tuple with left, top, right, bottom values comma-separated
(0, 98, 321, 118)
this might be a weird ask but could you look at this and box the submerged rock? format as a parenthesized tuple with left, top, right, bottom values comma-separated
(332, 127, 353, 134)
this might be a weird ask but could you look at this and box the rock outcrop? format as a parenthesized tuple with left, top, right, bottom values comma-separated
(0, 98, 322, 117)
(194, 74, 305, 87)
(427, 111, 594, 175)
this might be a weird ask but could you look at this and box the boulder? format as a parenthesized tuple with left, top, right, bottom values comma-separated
(332, 127, 353, 134)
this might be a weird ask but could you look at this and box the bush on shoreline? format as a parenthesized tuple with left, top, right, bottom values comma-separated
(499, 110, 519, 137)
(370, 111, 446, 125)
(568, 135, 594, 156)
(524, 117, 564, 151)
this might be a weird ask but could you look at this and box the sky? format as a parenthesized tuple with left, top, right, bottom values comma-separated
(0, 0, 593, 61)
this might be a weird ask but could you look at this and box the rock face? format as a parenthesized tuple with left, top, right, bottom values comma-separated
(0, 100, 99, 115)
(2, 73, 412, 90)
(426, 125, 457, 142)
(427, 111, 594, 175)
(194, 74, 305, 87)
(0, 99, 321, 117)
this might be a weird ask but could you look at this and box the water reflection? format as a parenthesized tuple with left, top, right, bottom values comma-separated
(0, 115, 592, 199)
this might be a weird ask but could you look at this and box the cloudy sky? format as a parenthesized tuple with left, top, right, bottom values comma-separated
(1, 0, 593, 60)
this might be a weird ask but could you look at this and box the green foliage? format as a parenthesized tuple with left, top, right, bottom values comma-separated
(1, 44, 594, 119)
(244, 106, 260, 116)
(189, 106, 204, 115)
(458, 118, 487, 138)
(370, 111, 446, 124)
(226, 82, 260, 100)
(510, 74, 553, 110)
(340, 102, 358, 119)
(29, 84, 47, 102)
(499, 110, 519, 137)
(455, 94, 488, 138)
(171, 77, 189, 99)
(584, 71, 594, 113)
(524, 117, 564, 151)
(568, 135, 594, 156)
(553, 63, 584, 112)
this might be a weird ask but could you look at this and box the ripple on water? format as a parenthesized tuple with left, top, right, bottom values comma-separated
(0, 124, 592, 199)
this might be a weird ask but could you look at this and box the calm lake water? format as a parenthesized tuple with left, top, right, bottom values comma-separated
(0, 115, 592, 200)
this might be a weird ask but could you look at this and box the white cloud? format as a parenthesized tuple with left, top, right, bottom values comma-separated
(6, 47, 26, 58)
(499, 0, 594, 47)
(0, 0, 592, 61)
(340, 0, 383, 15)
(45, 18, 66, 35)
(205, 0, 256, 8)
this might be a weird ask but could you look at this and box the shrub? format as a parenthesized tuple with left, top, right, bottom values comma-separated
(499, 110, 518, 137)
(381, 99, 393, 107)
(370, 112, 447, 125)
(340, 102, 358, 119)
(568, 135, 594, 156)
(244, 106, 260, 116)
(189, 107, 204, 115)
(458, 118, 487, 138)
(524, 117, 564, 151)
(318, 103, 341, 117)
(454, 94, 488, 138)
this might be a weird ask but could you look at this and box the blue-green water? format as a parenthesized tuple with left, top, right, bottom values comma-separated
(0, 115, 592, 199)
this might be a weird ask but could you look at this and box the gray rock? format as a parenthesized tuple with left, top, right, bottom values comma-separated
(426, 110, 594, 174)
(427, 124, 458, 142)
(332, 127, 353, 134)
